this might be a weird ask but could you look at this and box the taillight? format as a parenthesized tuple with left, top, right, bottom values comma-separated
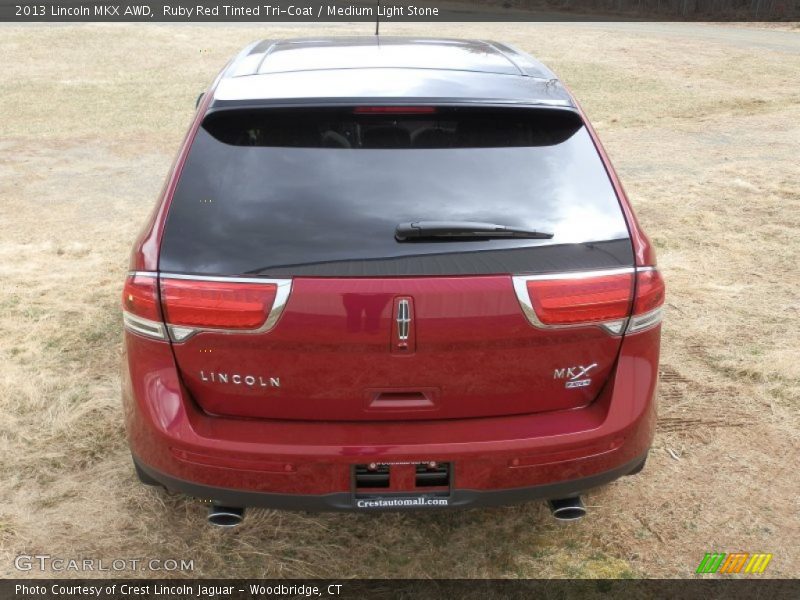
(122, 274, 165, 339)
(161, 280, 276, 329)
(526, 273, 633, 326)
(628, 268, 665, 333)
(633, 269, 665, 314)
(160, 276, 292, 342)
(513, 267, 664, 335)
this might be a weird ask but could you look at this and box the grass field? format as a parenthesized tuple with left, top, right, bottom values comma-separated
(0, 22, 798, 579)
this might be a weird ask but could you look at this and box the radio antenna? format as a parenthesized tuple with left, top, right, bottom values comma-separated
(375, 0, 380, 36)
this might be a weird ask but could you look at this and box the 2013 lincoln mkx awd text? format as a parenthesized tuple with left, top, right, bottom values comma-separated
(121, 37, 664, 525)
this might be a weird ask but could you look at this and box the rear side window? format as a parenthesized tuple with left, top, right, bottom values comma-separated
(160, 107, 632, 277)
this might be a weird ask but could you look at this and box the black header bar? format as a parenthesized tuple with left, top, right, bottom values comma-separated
(3, 579, 800, 600)
(1, 0, 798, 22)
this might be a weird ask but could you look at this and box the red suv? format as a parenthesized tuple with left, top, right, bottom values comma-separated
(122, 37, 663, 525)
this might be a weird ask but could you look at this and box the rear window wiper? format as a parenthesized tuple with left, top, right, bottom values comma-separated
(395, 221, 554, 242)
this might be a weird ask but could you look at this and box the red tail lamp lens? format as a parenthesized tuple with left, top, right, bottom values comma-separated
(526, 273, 634, 325)
(633, 269, 666, 314)
(161, 280, 277, 329)
(122, 275, 160, 321)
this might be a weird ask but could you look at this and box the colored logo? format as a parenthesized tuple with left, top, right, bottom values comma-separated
(696, 552, 772, 574)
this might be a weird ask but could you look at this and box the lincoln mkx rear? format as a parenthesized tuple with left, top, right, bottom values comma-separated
(122, 37, 663, 525)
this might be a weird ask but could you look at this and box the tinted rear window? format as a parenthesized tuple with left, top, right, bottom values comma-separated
(160, 107, 632, 277)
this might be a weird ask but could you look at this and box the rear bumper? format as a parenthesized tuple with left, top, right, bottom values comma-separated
(133, 451, 648, 511)
(122, 327, 659, 511)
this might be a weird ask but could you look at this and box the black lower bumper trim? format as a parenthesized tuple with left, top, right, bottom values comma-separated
(133, 452, 648, 512)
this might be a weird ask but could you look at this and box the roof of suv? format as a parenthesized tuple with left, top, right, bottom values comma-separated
(212, 37, 575, 108)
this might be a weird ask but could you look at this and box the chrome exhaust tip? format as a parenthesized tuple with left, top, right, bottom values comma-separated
(547, 496, 586, 521)
(207, 505, 244, 527)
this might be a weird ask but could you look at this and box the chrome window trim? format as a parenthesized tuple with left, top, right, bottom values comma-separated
(160, 273, 289, 285)
(515, 266, 635, 282)
(511, 267, 636, 336)
(122, 311, 166, 340)
(159, 273, 293, 343)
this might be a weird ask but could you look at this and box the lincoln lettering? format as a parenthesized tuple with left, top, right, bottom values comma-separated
(199, 371, 280, 388)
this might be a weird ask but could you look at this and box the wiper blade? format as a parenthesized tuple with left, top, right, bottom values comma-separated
(395, 221, 554, 242)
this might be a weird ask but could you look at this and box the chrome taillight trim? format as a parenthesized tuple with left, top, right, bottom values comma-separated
(158, 273, 293, 343)
(626, 306, 664, 334)
(167, 325, 196, 342)
(122, 311, 166, 340)
(512, 267, 635, 336)
(600, 319, 628, 335)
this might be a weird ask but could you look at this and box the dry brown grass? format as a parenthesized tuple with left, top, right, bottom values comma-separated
(0, 22, 798, 579)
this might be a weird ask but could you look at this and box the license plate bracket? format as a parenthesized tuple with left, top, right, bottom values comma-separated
(353, 493, 450, 510)
(351, 462, 452, 508)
